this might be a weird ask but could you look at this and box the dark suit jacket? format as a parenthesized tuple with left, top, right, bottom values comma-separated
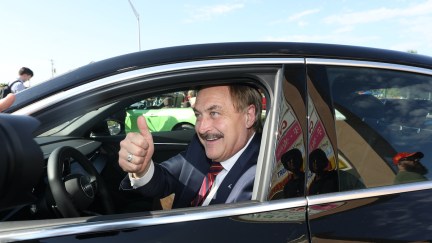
(120, 133, 262, 208)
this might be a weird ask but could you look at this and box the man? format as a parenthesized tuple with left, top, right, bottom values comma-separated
(308, 148, 338, 195)
(186, 90, 196, 107)
(393, 152, 428, 184)
(119, 85, 262, 208)
(9, 67, 33, 94)
(281, 148, 305, 198)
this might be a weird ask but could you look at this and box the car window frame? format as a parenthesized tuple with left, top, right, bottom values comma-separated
(3, 57, 311, 242)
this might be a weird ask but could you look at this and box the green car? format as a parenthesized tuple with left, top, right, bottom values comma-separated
(125, 93, 196, 133)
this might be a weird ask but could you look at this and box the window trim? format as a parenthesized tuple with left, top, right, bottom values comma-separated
(306, 58, 432, 76)
(307, 180, 432, 206)
(3, 57, 305, 241)
(252, 67, 286, 201)
(0, 198, 307, 241)
(13, 58, 304, 116)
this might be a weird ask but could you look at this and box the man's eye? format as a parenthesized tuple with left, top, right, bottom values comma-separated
(210, 112, 219, 117)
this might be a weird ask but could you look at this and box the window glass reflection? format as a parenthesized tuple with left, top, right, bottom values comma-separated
(331, 66, 432, 189)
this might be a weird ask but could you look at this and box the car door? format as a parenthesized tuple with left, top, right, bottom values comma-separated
(1, 58, 312, 242)
(306, 59, 432, 242)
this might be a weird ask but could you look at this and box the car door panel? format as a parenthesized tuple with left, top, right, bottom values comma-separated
(308, 185, 432, 242)
(4, 201, 308, 242)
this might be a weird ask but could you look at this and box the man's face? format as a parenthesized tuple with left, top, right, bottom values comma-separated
(21, 74, 32, 82)
(194, 86, 255, 162)
(287, 160, 296, 171)
(401, 158, 428, 175)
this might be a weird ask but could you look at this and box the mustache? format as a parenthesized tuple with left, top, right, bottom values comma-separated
(199, 132, 224, 140)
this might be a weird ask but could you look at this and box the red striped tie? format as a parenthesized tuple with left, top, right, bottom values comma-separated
(192, 162, 224, 206)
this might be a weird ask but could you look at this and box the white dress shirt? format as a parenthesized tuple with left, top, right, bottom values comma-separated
(129, 133, 255, 206)
(9, 79, 26, 93)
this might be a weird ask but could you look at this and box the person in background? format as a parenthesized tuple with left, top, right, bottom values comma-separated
(308, 148, 338, 195)
(185, 90, 197, 108)
(9, 67, 33, 94)
(393, 152, 428, 184)
(119, 84, 263, 208)
(281, 148, 305, 198)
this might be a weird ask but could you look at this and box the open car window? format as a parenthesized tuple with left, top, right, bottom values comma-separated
(2, 85, 272, 223)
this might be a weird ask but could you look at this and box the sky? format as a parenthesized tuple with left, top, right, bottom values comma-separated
(1, 0, 432, 85)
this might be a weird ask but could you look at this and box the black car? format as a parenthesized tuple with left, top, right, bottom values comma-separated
(1, 42, 432, 242)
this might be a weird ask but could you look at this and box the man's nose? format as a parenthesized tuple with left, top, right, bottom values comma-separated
(197, 116, 211, 133)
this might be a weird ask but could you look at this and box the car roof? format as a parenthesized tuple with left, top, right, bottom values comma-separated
(8, 42, 432, 112)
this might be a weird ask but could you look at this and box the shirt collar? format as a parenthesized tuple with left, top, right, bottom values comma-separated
(220, 133, 256, 172)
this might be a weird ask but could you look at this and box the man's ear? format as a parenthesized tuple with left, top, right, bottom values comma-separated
(245, 104, 256, 129)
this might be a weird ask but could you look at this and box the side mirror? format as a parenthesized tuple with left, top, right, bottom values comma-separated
(90, 119, 123, 137)
(107, 120, 121, 135)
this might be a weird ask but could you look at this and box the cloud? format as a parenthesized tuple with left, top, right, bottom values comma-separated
(324, 0, 432, 25)
(388, 41, 424, 53)
(288, 9, 320, 22)
(398, 16, 432, 50)
(401, 16, 432, 36)
(297, 21, 308, 27)
(333, 26, 354, 34)
(271, 9, 320, 25)
(260, 1, 432, 56)
(185, 3, 245, 23)
(263, 32, 432, 56)
(263, 34, 379, 46)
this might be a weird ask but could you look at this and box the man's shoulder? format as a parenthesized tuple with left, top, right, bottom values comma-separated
(395, 171, 427, 183)
(253, 131, 262, 141)
(248, 132, 262, 154)
(225, 164, 256, 203)
(398, 171, 426, 179)
(9, 80, 24, 90)
(8, 79, 21, 86)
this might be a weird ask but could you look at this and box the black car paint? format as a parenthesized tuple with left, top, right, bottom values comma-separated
(309, 188, 432, 242)
(34, 209, 308, 242)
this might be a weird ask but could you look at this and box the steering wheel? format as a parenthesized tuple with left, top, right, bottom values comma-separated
(47, 146, 114, 217)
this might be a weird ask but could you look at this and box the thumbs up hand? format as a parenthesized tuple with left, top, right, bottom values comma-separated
(119, 116, 155, 178)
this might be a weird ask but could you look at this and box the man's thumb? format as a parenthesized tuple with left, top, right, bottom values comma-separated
(137, 116, 152, 138)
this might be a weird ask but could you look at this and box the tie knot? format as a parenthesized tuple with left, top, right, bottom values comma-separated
(209, 162, 223, 176)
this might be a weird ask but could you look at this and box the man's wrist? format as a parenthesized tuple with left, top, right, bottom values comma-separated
(133, 162, 151, 178)
(129, 161, 155, 188)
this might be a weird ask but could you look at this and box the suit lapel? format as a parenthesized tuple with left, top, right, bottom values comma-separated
(174, 135, 211, 207)
(210, 133, 261, 204)
(175, 133, 261, 207)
